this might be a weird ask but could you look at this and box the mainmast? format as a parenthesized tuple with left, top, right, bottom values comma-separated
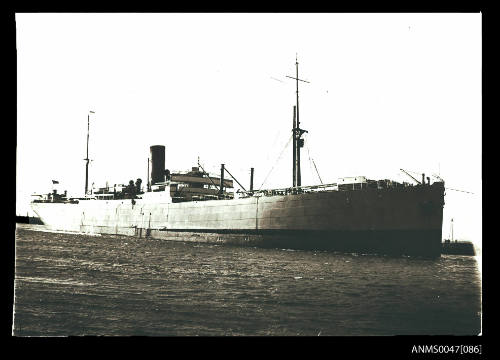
(84, 110, 95, 195)
(286, 55, 309, 187)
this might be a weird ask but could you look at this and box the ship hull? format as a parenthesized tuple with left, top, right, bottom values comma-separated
(31, 183, 445, 257)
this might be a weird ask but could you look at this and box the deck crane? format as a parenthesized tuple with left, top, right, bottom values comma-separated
(400, 169, 421, 184)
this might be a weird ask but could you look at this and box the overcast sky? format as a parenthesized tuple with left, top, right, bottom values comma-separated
(16, 13, 481, 245)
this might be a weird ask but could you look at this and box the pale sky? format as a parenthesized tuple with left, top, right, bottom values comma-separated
(16, 13, 481, 247)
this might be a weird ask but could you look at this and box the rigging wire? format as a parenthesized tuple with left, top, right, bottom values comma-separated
(312, 158, 323, 185)
(304, 134, 323, 184)
(307, 146, 315, 184)
(258, 134, 293, 191)
(446, 187, 475, 195)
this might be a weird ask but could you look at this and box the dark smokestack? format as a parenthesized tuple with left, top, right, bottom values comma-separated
(422, 173, 425, 185)
(150, 145, 166, 185)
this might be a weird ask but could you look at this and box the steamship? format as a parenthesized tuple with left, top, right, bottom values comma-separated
(30, 59, 445, 257)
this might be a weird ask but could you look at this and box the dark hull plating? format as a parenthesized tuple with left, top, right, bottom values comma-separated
(148, 228, 442, 258)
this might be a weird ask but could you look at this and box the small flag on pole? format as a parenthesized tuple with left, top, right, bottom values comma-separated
(52, 180, 59, 184)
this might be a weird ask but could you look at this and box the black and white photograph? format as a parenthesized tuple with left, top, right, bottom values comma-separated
(14, 12, 482, 341)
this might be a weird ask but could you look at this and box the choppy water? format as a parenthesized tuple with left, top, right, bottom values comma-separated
(13, 224, 481, 336)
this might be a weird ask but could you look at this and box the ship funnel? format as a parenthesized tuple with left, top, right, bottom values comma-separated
(150, 145, 166, 185)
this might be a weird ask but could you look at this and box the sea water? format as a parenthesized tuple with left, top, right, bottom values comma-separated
(12, 224, 481, 336)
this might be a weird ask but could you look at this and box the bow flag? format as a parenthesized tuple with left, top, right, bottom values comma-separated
(52, 180, 59, 184)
